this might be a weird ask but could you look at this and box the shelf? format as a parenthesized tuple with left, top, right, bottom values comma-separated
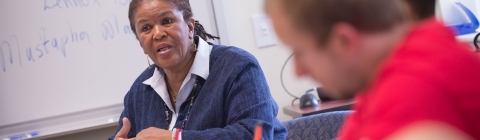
(0, 104, 122, 140)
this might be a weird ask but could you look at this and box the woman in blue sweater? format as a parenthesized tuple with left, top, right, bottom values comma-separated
(109, 0, 287, 139)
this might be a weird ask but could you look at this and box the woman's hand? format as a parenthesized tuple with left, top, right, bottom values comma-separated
(136, 127, 173, 140)
(114, 117, 135, 140)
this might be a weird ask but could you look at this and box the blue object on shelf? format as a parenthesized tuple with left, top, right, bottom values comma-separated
(447, 2, 479, 35)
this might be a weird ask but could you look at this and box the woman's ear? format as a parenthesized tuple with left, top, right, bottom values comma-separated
(136, 38, 147, 54)
(187, 18, 195, 39)
(140, 43, 147, 54)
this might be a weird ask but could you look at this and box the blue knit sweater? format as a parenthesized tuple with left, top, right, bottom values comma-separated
(109, 44, 287, 140)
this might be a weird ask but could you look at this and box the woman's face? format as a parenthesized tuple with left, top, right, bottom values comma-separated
(134, 0, 195, 70)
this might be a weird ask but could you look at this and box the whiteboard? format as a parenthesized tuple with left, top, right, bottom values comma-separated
(0, 0, 221, 138)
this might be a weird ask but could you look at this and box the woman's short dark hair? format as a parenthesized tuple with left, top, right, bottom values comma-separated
(128, 0, 219, 40)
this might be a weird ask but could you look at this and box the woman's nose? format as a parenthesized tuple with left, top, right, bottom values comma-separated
(153, 25, 166, 41)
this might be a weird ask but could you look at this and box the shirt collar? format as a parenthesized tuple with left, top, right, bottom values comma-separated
(189, 37, 211, 80)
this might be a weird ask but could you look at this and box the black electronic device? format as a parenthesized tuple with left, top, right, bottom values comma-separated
(299, 89, 319, 109)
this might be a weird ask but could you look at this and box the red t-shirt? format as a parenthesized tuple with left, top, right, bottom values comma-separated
(339, 18, 480, 140)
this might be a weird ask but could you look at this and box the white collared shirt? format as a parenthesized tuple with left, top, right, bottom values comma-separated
(142, 38, 212, 139)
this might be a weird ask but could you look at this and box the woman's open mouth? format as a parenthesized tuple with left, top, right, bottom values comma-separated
(156, 43, 173, 57)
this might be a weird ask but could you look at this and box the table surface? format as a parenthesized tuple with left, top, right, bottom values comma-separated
(283, 99, 355, 118)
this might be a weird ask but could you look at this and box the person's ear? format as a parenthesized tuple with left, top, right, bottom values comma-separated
(141, 44, 147, 54)
(327, 22, 361, 58)
(187, 18, 195, 39)
(136, 37, 147, 54)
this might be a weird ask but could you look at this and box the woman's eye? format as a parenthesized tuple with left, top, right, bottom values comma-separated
(162, 18, 173, 25)
(142, 25, 151, 32)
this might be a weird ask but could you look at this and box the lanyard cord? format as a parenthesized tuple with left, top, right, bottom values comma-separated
(163, 78, 199, 130)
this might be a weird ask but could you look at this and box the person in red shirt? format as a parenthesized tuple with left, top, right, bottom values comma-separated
(265, 0, 480, 139)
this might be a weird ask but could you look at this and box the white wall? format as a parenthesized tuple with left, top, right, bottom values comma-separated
(217, 0, 319, 121)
